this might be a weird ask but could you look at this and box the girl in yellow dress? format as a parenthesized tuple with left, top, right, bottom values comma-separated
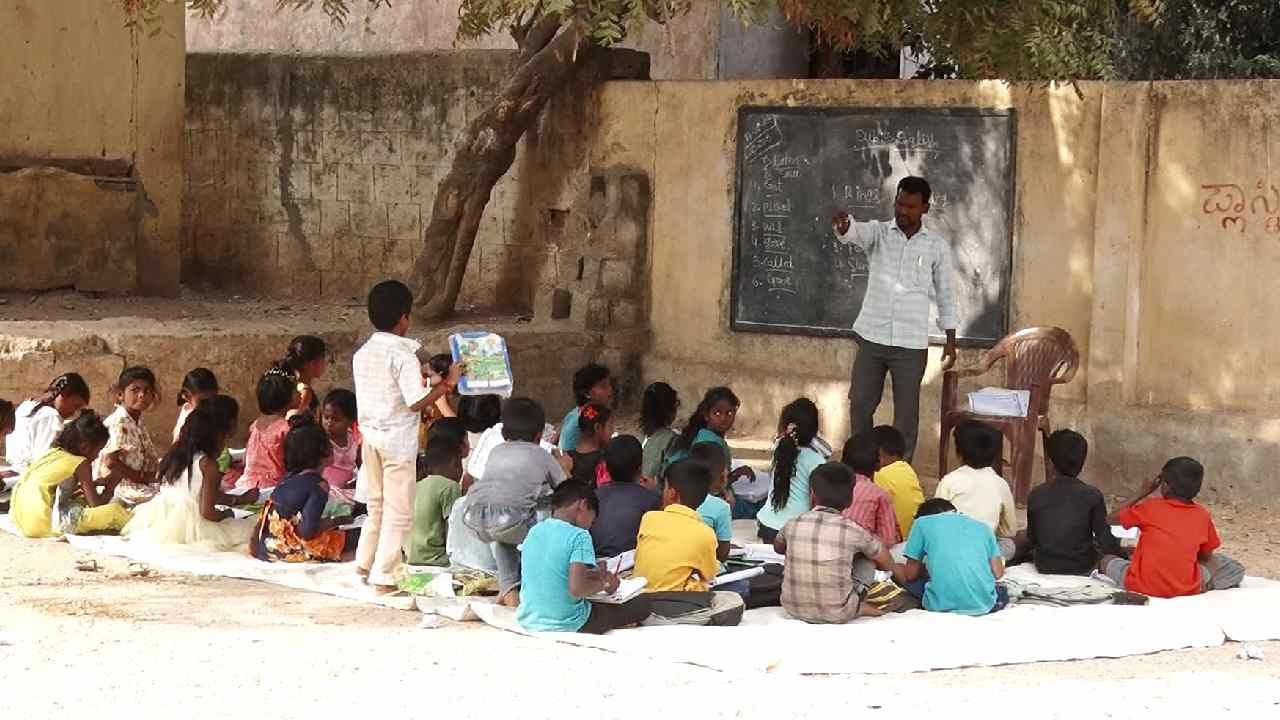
(11, 412, 132, 537)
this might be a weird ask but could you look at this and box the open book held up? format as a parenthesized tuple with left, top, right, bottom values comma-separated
(591, 576, 647, 604)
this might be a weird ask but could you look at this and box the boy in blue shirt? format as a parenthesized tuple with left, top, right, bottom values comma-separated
(518, 482, 651, 634)
(897, 498, 1006, 615)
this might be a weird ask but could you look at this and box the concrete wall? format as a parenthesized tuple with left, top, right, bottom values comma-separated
(0, 0, 185, 296)
(0, 318, 593, 452)
(187, 1, 803, 81)
(592, 79, 1280, 502)
(182, 50, 644, 310)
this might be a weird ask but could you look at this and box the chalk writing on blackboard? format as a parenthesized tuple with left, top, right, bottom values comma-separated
(744, 116, 783, 164)
(850, 127, 942, 155)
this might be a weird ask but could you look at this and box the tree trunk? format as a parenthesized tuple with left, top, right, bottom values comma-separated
(410, 21, 594, 320)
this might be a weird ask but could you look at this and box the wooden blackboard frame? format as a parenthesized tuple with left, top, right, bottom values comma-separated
(729, 105, 1017, 349)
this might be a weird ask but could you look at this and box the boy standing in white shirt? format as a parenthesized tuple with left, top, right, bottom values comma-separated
(353, 280, 462, 592)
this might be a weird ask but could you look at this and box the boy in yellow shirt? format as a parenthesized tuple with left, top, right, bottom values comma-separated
(871, 425, 925, 540)
(635, 460, 720, 592)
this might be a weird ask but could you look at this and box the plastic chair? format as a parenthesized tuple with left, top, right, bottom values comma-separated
(939, 327, 1080, 504)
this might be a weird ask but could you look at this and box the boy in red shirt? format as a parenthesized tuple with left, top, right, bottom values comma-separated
(1099, 457, 1244, 598)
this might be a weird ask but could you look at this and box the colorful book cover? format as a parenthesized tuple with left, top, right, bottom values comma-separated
(449, 331, 514, 397)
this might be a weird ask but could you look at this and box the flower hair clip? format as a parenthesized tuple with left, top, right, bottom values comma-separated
(265, 366, 293, 380)
(775, 422, 798, 442)
(582, 405, 599, 421)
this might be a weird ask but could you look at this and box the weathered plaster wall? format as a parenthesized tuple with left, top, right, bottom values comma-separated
(187, 0, 800, 81)
(593, 79, 1280, 501)
(0, 0, 185, 296)
(0, 318, 594, 453)
(182, 50, 644, 311)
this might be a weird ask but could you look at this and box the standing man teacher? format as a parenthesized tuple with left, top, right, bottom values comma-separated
(832, 176, 957, 461)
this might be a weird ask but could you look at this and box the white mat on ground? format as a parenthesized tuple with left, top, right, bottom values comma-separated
(60, 532, 419, 610)
(466, 564, 1280, 675)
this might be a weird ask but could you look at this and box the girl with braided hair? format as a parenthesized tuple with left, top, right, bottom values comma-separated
(4, 373, 91, 475)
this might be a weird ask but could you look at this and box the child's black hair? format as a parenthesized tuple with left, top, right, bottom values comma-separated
(604, 434, 644, 484)
(551, 480, 600, 514)
(1160, 456, 1204, 502)
(427, 416, 468, 449)
(419, 434, 463, 479)
(52, 411, 110, 455)
(664, 459, 710, 510)
(367, 280, 413, 332)
(810, 462, 856, 511)
(770, 397, 819, 512)
(840, 432, 879, 478)
(571, 363, 611, 406)
(576, 402, 613, 437)
(916, 497, 956, 518)
(428, 353, 453, 378)
(871, 425, 906, 460)
(1047, 429, 1088, 478)
(322, 388, 357, 421)
(955, 420, 1001, 469)
(114, 366, 157, 396)
(673, 386, 740, 454)
(0, 399, 16, 432)
(257, 367, 297, 415)
(458, 394, 502, 434)
(640, 382, 679, 437)
(176, 368, 219, 407)
(281, 335, 327, 374)
(501, 397, 546, 443)
(284, 413, 332, 473)
(688, 441, 727, 478)
(28, 373, 92, 416)
(159, 395, 239, 485)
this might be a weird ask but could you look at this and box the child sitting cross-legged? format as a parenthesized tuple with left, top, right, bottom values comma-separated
(124, 395, 259, 551)
(464, 397, 573, 607)
(774, 462, 898, 623)
(1025, 429, 1120, 575)
(839, 432, 901, 548)
(1100, 457, 1245, 598)
(518, 482, 652, 634)
(590, 435, 660, 558)
(898, 498, 1007, 615)
(250, 414, 350, 563)
(870, 425, 925, 540)
(568, 403, 613, 487)
(405, 430, 465, 567)
(635, 460, 720, 593)
(319, 388, 362, 508)
(934, 421, 1018, 560)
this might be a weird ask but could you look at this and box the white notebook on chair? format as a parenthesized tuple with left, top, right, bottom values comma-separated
(968, 387, 1030, 417)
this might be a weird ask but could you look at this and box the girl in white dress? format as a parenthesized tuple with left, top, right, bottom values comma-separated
(124, 395, 259, 551)
(5, 373, 91, 476)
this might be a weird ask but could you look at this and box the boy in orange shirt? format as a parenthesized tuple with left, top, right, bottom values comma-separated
(1100, 457, 1244, 598)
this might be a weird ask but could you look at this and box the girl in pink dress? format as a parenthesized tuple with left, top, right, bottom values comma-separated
(320, 388, 361, 506)
(234, 368, 297, 492)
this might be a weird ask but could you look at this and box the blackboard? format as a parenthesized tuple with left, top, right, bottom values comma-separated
(731, 106, 1015, 346)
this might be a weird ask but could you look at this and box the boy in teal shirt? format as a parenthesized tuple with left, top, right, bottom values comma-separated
(898, 498, 1006, 615)
(518, 483, 651, 634)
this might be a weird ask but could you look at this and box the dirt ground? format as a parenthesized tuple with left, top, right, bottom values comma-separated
(3, 504, 1278, 718)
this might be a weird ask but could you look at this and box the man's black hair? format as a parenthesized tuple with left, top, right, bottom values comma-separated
(840, 432, 880, 477)
(688, 441, 727, 476)
(664, 459, 710, 510)
(1047, 429, 1088, 478)
(1161, 456, 1204, 502)
(604, 434, 644, 483)
(809, 462, 856, 511)
(871, 425, 906, 460)
(916, 497, 956, 518)
(551, 481, 600, 514)
(367, 280, 413, 332)
(501, 397, 546, 442)
(955, 420, 1001, 469)
(897, 176, 932, 204)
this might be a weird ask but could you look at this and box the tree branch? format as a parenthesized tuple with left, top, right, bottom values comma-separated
(518, 14, 566, 62)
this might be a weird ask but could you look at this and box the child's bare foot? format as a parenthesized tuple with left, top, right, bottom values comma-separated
(355, 567, 370, 584)
(498, 589, 521, 607)
(372, 584, 401, 596)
